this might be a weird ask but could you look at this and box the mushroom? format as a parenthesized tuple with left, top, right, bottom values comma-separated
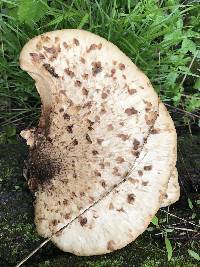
(19, 30, 179, 255)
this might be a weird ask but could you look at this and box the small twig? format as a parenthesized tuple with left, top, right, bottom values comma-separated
(180, 51, 198, 86)
(167, 226, 198, 232)
(160, 209, 200, 229)
(16, 238, 51, 267)
(164, 103, 200, 119)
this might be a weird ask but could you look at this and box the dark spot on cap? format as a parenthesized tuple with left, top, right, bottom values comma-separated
(51, 219, 58, 226)
(133, 139, 140, 150)
(109, 203, 114, 210)
(151, 128, 160, 134)
(117, 208, 125, 212)
(116, 156, 125, 163)
(59, 108, 64, 112)
(80, 192, 85, 197)
(119, 63, 125, 70)
(66, 125, 73, 133)
(82, 87, 89, 96)
(63, 42, 69, 48)
(107, 240, 115, 251)
(86, 134, 92, 143)
(128, 177, 139, 184)
(64, 213, 71, 220)
(80, 57, 85, 64)
(92, 150, 99, 155)
(128, 88, 137, 95)
(94, 170, 101, 176)
(127, 193, 135, 204)
(138, 170, 143, 176)
(79, 217, 87, 226)
(82, 73, 89, 80)
(111, 68, 116, 77)
(73, 38, 79, 46)
(63, 113, 70, 120)
(74, 80, 82, 87)
(144, 165, 152, 171)
(43, 46, 56, 54)
(117, 134, 129, 141)
(43, 63, 59, 78)
(92, 61, 102, 76)
(72, 139, 78, 146)
(97, 138, 103, 145)
(63, 199, 68, 205)
(125, 107, 138, 115)
(107, 124, 114, 131)
(64, 68, 75, 78)
(142, 181, 149, 186)
(100, 180, 106, 188)
(101, 92, 108, 99)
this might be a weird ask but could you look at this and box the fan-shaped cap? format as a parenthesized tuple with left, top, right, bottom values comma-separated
(20, 29, 179, 255)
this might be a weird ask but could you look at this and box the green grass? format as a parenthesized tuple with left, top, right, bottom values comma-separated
(0, 0, 200, 135)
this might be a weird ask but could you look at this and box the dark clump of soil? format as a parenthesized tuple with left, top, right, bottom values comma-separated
(27, 140, 61, 191)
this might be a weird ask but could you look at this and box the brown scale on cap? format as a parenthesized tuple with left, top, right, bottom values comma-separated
(116, 156, 125, 164)
(30, 53, 45, 63)
(117, 134, 129, 141)
(133, 139, 140, 150)
(92, 150, 99, 155)
(119, 63, 125, 70)
(79, 217, 87, 226)
(63, 199, 68, 205)
(138, 170, 143, 176)
(145, 111, 158, 125)
(72, 139, 78, 146)
(117, 207, 125, 212)
(142, 181, 149, 186)
(63, 113, 70, 120)
(107, 124, 114, 131)
(144, 165, 152, 171)
(80, 57, 86, 64)
(128, 177, 139, 184)
(43, 46, 56, 54)
(74, 80, 82, 87)
(82, 73, 89, 80)
(94, 170, 101, 177)
(151, 128, 160, 134)
(73, 38, 79, 46)
(66, 125, 73, 133)
(109, 203, 114, 210)
(127, 194, 135, 204)
(100, 180, 106, 188)
(86, 134, 92, 144)
(82, 87, 88, 96)
(92, 61, 102, 76)
(125, 107, 138, 116)
(51, 219, 58, 226)
(63, 42, 69, 49)
(107, 240, 116, 251)
(64, 68, 75, 78)
(64, 213, 71, 220)
(97, 138, 103, 145)
(128, 88, 137, 95)
(43, 63, 59, 78)
(101, 92, 108, 99)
